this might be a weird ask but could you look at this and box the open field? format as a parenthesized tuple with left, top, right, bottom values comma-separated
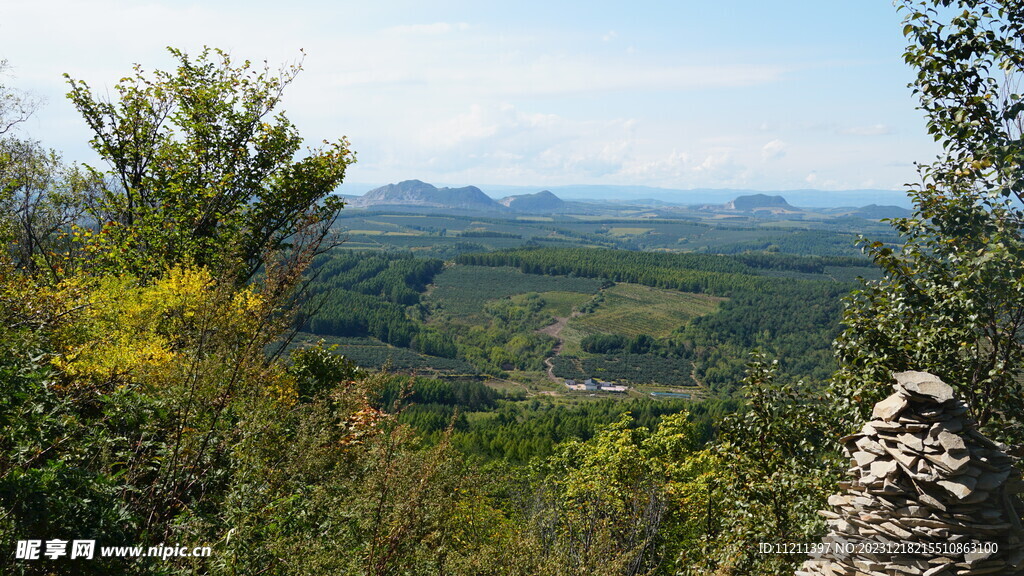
(568, 283, 725, 339)
(532, 291, 593, 317)
(426, 266, 604, 322)
(333, 210, 895, 257)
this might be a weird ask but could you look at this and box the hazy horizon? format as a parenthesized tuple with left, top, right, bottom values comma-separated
(336, 180, 915, 209)
(3, 1, 939, 194)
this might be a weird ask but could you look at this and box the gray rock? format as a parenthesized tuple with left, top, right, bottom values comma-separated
(894, 371, 955, 403)
(874, 393, 909, 421)
(937, 429, 967, 452)
(937, 476, 977, 499)
(797, 371, 1024, 576)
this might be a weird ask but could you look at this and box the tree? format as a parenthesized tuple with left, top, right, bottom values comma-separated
(0, 59, 39, 136)
(833, 1, 1024, 443)
(0, 61, 91, 276)
(65, 47, 354, 283)
(686, 355, 841, 576)
(0, 138, 92, 273)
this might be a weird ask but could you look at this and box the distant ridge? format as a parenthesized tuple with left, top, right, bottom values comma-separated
(349, 180, 572, 213)
(340, 180, 914, 213)
(726, 194, 793, 211)
(351, 180, 500, 210)
(847, 204, 913, 219)
(474, 185, 913, 209)
(499, 190, 566, 212)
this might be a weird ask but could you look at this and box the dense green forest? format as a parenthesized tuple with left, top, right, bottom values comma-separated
(451, 247, 854, 388)
(303, 251, 445, 347)
(296, 243, 864, 395)
(5, 3, 1024, 575)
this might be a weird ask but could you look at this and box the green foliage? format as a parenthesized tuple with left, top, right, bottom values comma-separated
(0, 137, 93, 274)
(835, 1, 1024, 443)
(569, 282, 723, 340)
(530, 414, 682, 575)
(570, 354, 694, 387)
(683, 355, 842, 576)
(288, 341, 363, 401)
(304, 251, 444, 347)
(65, 47, 353, 282)
(446, 397, 729, 464)
(580, 333, 627, 353)
(458, 248, 848, 391)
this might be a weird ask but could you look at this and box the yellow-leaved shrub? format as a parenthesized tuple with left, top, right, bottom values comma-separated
(50, 266, 280, 393)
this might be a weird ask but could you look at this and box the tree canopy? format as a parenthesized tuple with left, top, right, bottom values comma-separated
(835, 0, 1024, 442)
(65, 47, 354, 283)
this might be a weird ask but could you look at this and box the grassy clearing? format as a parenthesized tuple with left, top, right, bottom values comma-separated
(427, 266, 603, 322)
(558, 324, 590, 356)
(569, 283, 724, 339)
(534, 291, 592, 317)
(607, 227, 654, 237)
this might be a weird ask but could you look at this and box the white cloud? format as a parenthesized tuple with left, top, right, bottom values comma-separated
(841, 123, 895, 136)
(761, 139, 786, 161)
(0, 0, 937, 191)
(409, 103, 639, 183)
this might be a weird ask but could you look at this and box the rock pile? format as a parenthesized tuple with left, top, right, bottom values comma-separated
(796, 371, 1024, 576)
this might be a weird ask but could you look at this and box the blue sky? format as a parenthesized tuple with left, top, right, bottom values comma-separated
(1, 0, 940, 194)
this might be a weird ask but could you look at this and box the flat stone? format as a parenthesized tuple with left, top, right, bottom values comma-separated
(930, 420, 964, 437)
(937, 476, 977, 499)
(898, 432, 926, 452)
(937, 430, 967, 452)
(922, 565, 953, 576)
(870, 459, 899, 479)
(924, 451, 970, 475)
(828, 495, 850, 506)
(870, 420, 906, 433)
(958, 489, 990, 505)
(880, 520, 913, 540)
(914, 458, 940, 481)
(894, 371, 955, 403)
(888, 448, 920, 470)
(916, 491, 947, 511)
(874, 393, 910, 421)
(853, 451, 877, 467)
(900, 517, 951, 529)
(967, 430, 1002, 451)
(855, 436, 887, 456)
(976, 469, 1010, 491)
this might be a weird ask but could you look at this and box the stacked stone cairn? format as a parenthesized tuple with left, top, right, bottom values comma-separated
(796, 371, 1024, 576)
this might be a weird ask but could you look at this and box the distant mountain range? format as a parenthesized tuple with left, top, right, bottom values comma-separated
(341, 180, 913, 219)
(719, 195, 910, 218)
(346, 180, 567, 213)
(478, 184, 914, 209)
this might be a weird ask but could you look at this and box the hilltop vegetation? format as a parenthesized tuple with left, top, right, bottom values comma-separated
(0, 49, 863, 573)
(6, 2, 1023, 574)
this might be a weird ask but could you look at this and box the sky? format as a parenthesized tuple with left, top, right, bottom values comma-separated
(0, 0, 941, 195)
